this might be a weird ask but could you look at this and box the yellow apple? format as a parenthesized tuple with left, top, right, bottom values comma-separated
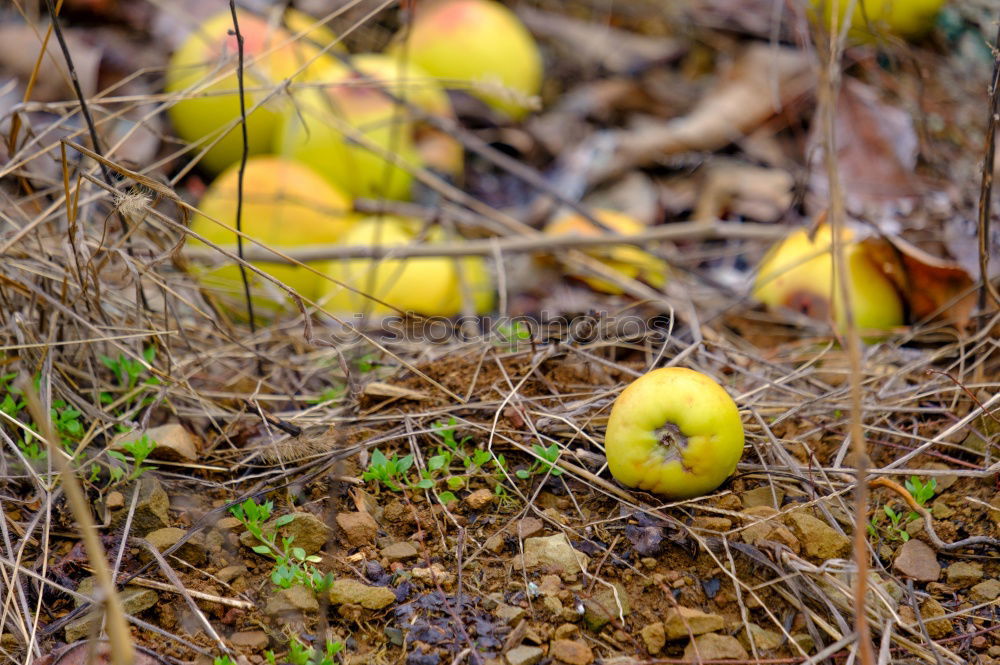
(276, 63, 423, 201)
(319, 216, 494, 316)
(388, 0, 543, 119)
(165, 9, 338, 174)
(543, 209, 668, 294)
(187, 156, 356, 316)
(752, 225, 904, 333)
(605, 368, 745, 499)
(351, 53, 463, 177)
(809, 0, 946, 40)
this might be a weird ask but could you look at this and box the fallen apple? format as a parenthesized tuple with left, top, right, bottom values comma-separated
(543, 209, 668, 294)
(388, 0, 543, 119)
(350, 53, 464, 177)
(165, 8, 339, 174)
(187, 156, 356, 316)
(809, 0, 946, 40)
(752, 224, 904, 334)
(605, 367, 745, 499)
(276, 62, 423, 200)
(319, 216, 494, 316)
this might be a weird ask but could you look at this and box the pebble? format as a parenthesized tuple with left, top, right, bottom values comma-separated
(113, 422, 199, 462)
(105, 491, 125, 511)
(741, 486, 783, 509)
(265, 585, 318, 616)
(113, 477, 171, 535)
(215, 564, 248, 583)
(497, 603, 526, 624)
(553, 623, 580, 641)
(970, 579, 1000, 602)
(662, 606, 725, 640)
(893, 539, 940, 581)
(143, 527, 207, 565)
(522, 534, 589, 575)
(518, 517, 544, 539)
(381, 541, 419, 562)
(738, 623, 783, 651)
(581, 583, 629, 631)
(549, 639, 593, 665)
(640, 622, 665, 654)
(230, 631, 269, 650)
(945, 561, 983, 588)
(505, 645, 543, 665)
(412, 563, 455, 588)
(328, 579, 396, 609)
(920, 597, 953, 639)
(464, 488, 494, 510)
(682, 633, 748, 661)
(336, 511, 379, 547)
(784, 511, 850, 561)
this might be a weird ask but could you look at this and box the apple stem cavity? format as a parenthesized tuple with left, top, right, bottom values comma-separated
(653, 422, 689, 465)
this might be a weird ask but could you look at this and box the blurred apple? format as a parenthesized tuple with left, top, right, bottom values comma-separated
(605, 368, 745, 500)
(276, 62, 424, 201)
(753, 225, 904, 334)
(165, 9, 339, 174)
(388, 0, 542, 119)
(319, 216, 494, 316)
(187, 156, 356, 316)
(543, 209, 668, 294)
(809, 0, 946, 40)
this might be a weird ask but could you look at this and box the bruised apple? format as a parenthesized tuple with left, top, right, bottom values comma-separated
(319, 216, 494, 316)
(752, 225, 903, 334)
(605, 368, 744, 499)
(187, 157, 355, 316)
(388, 0, 542, 119)
(165, 9, 338, 173)
(543, 209, 667, 294)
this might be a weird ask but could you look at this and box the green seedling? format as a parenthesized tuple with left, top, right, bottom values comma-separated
(905, 476, 936, 509)
(231, 498, 331, 591)
(100, 346, 160, 416)
(107, 434, 157, 483)
(309, 385, 346, 405)
(516, 443, 563, 479)
(494, 320, 532, 350)
(362, 449, 414, 492)
(267, 638, 344, 665)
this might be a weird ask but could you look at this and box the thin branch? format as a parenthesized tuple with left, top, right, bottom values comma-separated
(976, 13, 1000, 310)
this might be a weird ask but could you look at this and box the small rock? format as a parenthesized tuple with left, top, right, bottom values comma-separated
(112, 477, 171, 535)
(769, 526, 801, 554)
(970, 579, 1000, 602)
(739, 623, 783, 651)
(741, 486, 784, 509)
(215, 517, 243, 531)
(946, 561, 983, 588)
(216, 565, 248, 583)
(280, 512, 334, 554)
(920, 597, 952, 639)
(230, 631, 269, 650)
(582, 583, 629, 632)
(518, 517, 544, 539)
(143, 527, 207, 565)
(383, 499, 413, 524)
(328, 579, 395, 609)
(465, 488, 494, 510)
(740, 505, 779, 543)
(640, 622, 665, 654)
(105, 491, 125, 511)
(114, 422, 198, 462)
(553, 624, 580, 641)
(549, 639, 593, 665)
(663, 606, 725, 640)
(336, 511, 379, 548)
(65, 586, 158, 642)
(541, 596, 563, 616)
(522, 534, 589, 575)
(905, 517, 925, 538)
(931, 502, 954, 520)
(505, 645, 543, 665)
(791, 633, 814, 653)
(640, 557, 657, 570)
(412, 563, 456, 588)
(893, 539, 940, 582)
(485, 533, 506, 553)
(266, 585, 318, 616)
(690, 517, 733, 532)
(921, 463, 958, 492)
(538, 574, 562, 597)
(784, 511, 850, 561)
(496, 603, 526, 624)
(381, 541, 419, 562)
(682, 633, 748, 661)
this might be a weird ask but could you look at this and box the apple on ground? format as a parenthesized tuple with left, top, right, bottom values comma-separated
(186, 156, 355, 317)
(387, 0, 543, 120)
(165, 8, 340, 174)
(604, 367, 745, 500)
(319, 216, 494, 317)
(543, 209, 668, 294)
(809, 0, 946, 41)
(276, 63, 424, 201)
(752, 224, 904, 334)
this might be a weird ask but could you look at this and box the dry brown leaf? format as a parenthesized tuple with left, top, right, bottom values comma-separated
(588, 44, 815, 184)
